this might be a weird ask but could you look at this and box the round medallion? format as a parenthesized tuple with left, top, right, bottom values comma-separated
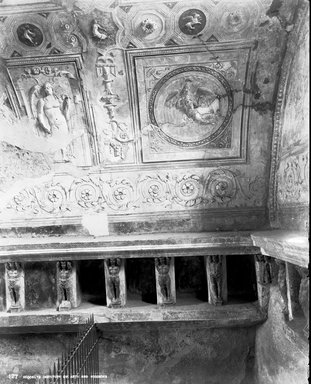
(17, 23, 43, 47)
(148, 66, 233, 148)
(178, 9, 206, 36)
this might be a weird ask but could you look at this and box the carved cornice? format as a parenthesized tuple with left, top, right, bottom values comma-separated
(0, 231, 260, 260)
(0, 2, 63, 16)
(5, 53, 83, 68)
(0, 302, 265, 330)
(251, 230, 309, 268)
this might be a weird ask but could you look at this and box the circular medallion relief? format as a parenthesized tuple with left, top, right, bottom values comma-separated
(148, 66, 233, 147)
(178, 9, 206, 36)
(17, 23, 43, 47)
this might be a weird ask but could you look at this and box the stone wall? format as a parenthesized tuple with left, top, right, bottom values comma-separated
(269, 0, 309, 231)
(98, 323, 256, 384)
(0, 324, 257, 384)
(0, 332, 75, 384)
(254, 285, 308, 384)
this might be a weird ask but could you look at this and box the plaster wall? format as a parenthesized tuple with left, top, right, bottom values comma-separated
(269, 0, 309, 231)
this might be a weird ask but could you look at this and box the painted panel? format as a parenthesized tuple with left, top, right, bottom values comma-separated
(126, 43, 253, 164)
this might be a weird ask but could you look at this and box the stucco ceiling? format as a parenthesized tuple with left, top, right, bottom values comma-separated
(0, 0, 302, 234)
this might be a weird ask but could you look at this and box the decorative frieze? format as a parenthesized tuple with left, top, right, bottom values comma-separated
(5, 262, 25, 312)
(104, 258, 126, 308)
(3, 168, 265, 220)
(204, 255, 227, 305)
(155, 257, 176, 305)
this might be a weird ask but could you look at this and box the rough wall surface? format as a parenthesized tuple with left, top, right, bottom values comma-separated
(99, 323, 256, 384)
(0, 333, 75, 384)
(254, 286, 308, 384)
(269, 0, 309, 231)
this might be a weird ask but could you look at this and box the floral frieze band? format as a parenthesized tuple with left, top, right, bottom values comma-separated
(4, 168, 265, 217)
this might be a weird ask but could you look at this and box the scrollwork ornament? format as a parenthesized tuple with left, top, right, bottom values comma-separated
(8, 190, 38, 214)
(103, 179, 135, 211)
(139, 175, 169, 204)
(174, 175, 202, 207)
(39, 183, 67, 213)
(73, 180, 101, 209)
(206, 169, 237, 205)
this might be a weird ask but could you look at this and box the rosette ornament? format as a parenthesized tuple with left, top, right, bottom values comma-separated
(205, 169, 237, 205)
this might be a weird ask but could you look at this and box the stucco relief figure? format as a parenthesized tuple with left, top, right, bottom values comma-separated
(164, 79, 221, 126)
(183, 12, 202, 31)
(107, 258, 121, 307)
(255, 255, 273, 285)
(6, 262, 22, 312)
(296, 266, 309, 336)
(57, 261, 72, 311)
(178, 9, 206, 35)
(275, 259, 288, 317)
(35, 82, 70, 135)
(17, 23, 44, 47)
(206, 255, 223, 305)
(30, 82, 72, 161)
(92, 19, 108, 41)
(155, 257, 172, 303)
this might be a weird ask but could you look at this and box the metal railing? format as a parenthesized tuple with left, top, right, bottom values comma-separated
(42, 314, 100, 384)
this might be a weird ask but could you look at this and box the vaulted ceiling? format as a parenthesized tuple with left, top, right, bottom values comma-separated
(0, 0, 302, 236)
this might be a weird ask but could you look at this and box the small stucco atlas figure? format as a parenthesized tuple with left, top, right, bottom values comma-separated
(155, 257, 172, 304)
(206, 255, 224, 305)
(6, 262, 23, 312)
(107, 258, 121, 307)
(56, 261, 73, 311)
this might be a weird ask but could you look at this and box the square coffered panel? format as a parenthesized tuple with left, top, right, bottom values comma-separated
(126, 41, 254, 164)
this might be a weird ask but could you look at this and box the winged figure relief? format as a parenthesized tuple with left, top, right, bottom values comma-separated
(29, 82, 70, 136)
(164, 79, 221, 125)
(183, 12, 202, 31)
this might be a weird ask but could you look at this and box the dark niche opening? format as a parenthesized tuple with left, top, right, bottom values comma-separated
(126, 258, 157, 305)
(175, 256, 208, 303)
(79, 260, 106, 306)
(24, 261, 57, 310)
(226, 255, 257, 303)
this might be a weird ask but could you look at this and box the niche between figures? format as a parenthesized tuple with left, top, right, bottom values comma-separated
(78, 260, 107, 306)
(175, 256, 208, 304)
(126, 258, 157, 305)
(226, 255, 257, 303)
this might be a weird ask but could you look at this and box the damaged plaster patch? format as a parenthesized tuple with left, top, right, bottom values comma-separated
(81, 212, 109, 237)
(0, 115, 84, 155)
(0, 142, 51, 192)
